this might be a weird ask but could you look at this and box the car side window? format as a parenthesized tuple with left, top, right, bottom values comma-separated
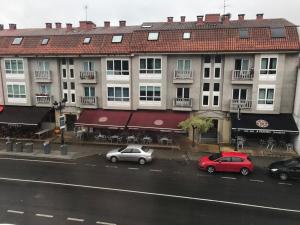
(132, 149, 141, 153)
(218, 157, 231, 162)
(121, 148, 132, 153)
(231, 157, 244, 162)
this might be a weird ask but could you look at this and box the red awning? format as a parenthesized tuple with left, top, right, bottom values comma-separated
(75, 109, 132, 129)
(127, 111, 189, 132)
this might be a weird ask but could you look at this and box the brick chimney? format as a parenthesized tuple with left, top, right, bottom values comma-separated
(222, 14, 230, 24)
(9, 24, 16, 30)
(104, 21, 110, 28)
(46, 23, 52, 29)
(55, 22, 62, 29)
(196, 15, 204, 25)
(0, 24, 3, 31)
(256, 13, 264, 20)
(119, 20, 126, 27)
(180, 16, 186, 23)
(66, 23, 73, 31)
(205, 14, 221, 23)
(79, 21, 96, 30)
(167, 17, 173, 23)
(238, 14, 245, 22)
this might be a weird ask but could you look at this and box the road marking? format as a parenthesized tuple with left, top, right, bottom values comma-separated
(0, 158, 76, 165)
(278, 182, 292, 186)
(221, 176, 237, 180)
(1, 177, 300, 214)
(85, 163, 97, 167)
(35, 213, 54, 218)
(128, 167, 139, 170)
(96, 221, 116, 225)
(250, 179, 265, 183)
(67, 217, 85, 222)
(197, 174, 209, 177)
(173, 171, 184, 174)
(7, 210, 24, 214)
(150, 169, 162, 172)
(105, 165, 118, 169)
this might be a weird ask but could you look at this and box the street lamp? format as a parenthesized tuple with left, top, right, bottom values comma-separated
(53, 99, 67, 145)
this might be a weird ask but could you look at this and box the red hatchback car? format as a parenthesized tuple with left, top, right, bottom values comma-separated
(198, 152, 254, 176)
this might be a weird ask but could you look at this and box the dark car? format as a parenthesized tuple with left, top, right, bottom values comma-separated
(268, 157, 300, 181)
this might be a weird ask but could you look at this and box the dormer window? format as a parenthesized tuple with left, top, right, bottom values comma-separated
(148, 32, 159, 41)
(112, 35, 123, 43)
(239, 28, 249, 39)
(41, 38, 49, 45)
(271, 27, 286, 38)
(12, 37, 23, 45)
(83, 37, 91, 44)
(183, 32, 191, 39)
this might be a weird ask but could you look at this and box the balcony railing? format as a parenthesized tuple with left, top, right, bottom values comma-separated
(34, 70, 51, 82)
(80, 96, 97, 105)
(79, 71, 97, 82)
(232, 70, 254, 81)
(36, 95, 52, 105)
(173, 98, 193, 108)
(230, 99, 252, 110)
(174, 70, 193, 80)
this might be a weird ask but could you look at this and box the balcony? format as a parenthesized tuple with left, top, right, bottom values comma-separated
(80, 96, 98, 108)
(232, 70, 254, 83)
(230, 99, 252, 111)
(35, 95, 53, 107)
(173, 70, 193, 83)
(79, 71, 97, 83)
(172, 98, 193, 111)
(34, 71, 52, 82)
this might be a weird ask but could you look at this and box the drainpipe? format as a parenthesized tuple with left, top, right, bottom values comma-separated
(0, 60, 6, 105)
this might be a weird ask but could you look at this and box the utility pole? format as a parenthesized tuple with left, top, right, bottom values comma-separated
(235, 105, 241, 151)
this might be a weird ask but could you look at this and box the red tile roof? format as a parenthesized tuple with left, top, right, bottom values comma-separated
(0, 18, 299, 56)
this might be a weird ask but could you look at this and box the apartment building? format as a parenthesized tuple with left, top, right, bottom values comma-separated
(293, 59, 300, 154)
(0, 14, 299, 143)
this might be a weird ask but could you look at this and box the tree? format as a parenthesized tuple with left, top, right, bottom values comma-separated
(179, 116, 214, 147)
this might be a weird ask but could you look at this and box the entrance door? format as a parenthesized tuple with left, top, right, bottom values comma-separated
(65, 114, 77, 131)
(235, 59, 249, 71)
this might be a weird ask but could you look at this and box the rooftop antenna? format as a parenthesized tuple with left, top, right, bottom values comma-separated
(223, 0, 229, 14)
(84, 4, 88, 21)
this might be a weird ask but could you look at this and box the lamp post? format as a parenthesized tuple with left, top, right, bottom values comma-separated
(53, 99, 67, 145)
(235, 105, 241, 151)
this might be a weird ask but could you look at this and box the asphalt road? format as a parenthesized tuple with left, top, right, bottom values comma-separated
(0, 154, 299, 225)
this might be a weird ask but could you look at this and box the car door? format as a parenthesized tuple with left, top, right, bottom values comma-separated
(120, 148, 132, 161)
(215, 157, 232, 172)
(131, 148, 141, 162)
(230, 157, 244, 172)
(289, 164, 300, 179)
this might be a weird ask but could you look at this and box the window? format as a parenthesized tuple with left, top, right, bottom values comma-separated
(84, 87, 95, 97)
(204, 67, 210, 78)
(140, 86, 161, 101)
(202, 95, 209, 106)
(83, 37, 91, 44)
(141, 25, 152, 28)
(107, 87, 129, 101)
(258, 88, 274, 105)
(214, 67, 221, 78)
(233, 89, 247, 100)
(219, 157, 231, 162)
(71, 93, 76, 103)
(231, 157, 244, 162)
(39, 84, 50, 95)
(213, 83, 220, 92)
(62, 59, 66, 65)
(139, 58, 161, 74)
(148, 32, 159, 41)
(63, 82, 68, 89)
(215, 56, 222, 63)
(62, 69, 67, 78)
(83, 61, 95, 71)
(5, 59, 24, 74)
(70, 82, 75, 90)
(41, 38, 49, 45)
(177, 59, 191, 71)
(7, 84, 26, 98)
(70, 69, 74, 78)
(202, 83, 209, 106)
(203, 83, 210, 92)
(112, 35, 123, 43)
(271, 27, 285, 38)
(63, 93, 68, 102)
(12, 37, 23, 45)
(239, 28, 249, 39)
(183, 32, 191, 39)
(204, 56, 211, 63)
(69, 59, 74, 65)
(213, 83, 220, 107)
(260, 57, 277, 75)
(176, 88, 190, 99)
(38, 61, 49, 71)
(107, 59, 129, 75)
(235, 59, 249, 71)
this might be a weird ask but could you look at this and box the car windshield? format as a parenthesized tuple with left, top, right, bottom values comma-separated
(141, 146, 149, 152)
(118, 147, 127, 152)
(284, 158, 300, 167)
(209, 153, 222, 161)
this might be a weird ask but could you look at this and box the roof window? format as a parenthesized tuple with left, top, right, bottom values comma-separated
(183, 32, 191, 39)
(12, 37, 23, 45)
(41, 38, 49, 45)
(148, 32, 159, 41)
(112, 35, 123, 43)
(83, 37, 91, 44)
(141, 25, 152, 28)
(239, 28, 249, 39)
(271, 27, 286, 38)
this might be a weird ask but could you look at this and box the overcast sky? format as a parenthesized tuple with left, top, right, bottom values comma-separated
(0, 0, 299, 28)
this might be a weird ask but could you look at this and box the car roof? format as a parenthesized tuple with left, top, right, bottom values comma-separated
(127, 144, 143, 148)
(221, 151, 248, 158)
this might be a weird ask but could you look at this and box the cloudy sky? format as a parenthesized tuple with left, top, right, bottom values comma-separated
(0, 0, 299, 28)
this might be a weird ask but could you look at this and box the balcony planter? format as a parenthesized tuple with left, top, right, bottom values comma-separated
(54, 127, 61, 135)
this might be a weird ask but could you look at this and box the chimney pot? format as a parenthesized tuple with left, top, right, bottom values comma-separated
(167, 17, 173, 23)
(119, 20, 126, 27)
(196, 15, 204, 25)
(238, 14, 245, 22)
(9, 24, 16, 30)
(104, 21, 110, 28)
(256, 13, 264, 20)
(222, 14, 230, 24)
(79, 21, 96, 30)
(0, 24, 3, 31)
(46, 23, 52, 29)
(66, 23, 73, 31)
(55, 22, 62, 29)
(180, 16, 186, 22)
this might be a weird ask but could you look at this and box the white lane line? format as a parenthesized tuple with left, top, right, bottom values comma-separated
(96, 221, 116, 225)
(128, 167, 139, 170)
(7, 210, 24, 214)
(0, 157, 76, 165)
(1, 177, 300, 214)
(278, 182, 292, 186)
(85, 163, 97, 167)
(67, 217, 85, 222)
(35, 213, 54, 218)
(221, 176, 237, 180)
(150, 169, 162, 172)
(250, 179, 264, 183)
(105, 165, 118, 169)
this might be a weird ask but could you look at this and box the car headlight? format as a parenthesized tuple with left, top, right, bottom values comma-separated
(271, 168, 278, 172)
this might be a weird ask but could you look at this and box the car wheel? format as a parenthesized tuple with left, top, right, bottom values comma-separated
(279, 173, 288, 181)
(139, 158, 146, 165)
(110, 156, 117, 163)
(240, 167, 249, 176)
(207, 166, 215, 174)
